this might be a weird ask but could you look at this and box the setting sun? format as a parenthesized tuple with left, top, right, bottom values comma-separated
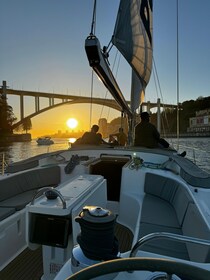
(66, 118, 78, 129)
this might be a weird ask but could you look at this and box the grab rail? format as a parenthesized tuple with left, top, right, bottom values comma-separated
(31, 187, 67, 209)
(130, 232, 210, 258)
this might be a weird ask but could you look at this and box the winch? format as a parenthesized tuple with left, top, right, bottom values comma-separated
(71, 205, 119, 278)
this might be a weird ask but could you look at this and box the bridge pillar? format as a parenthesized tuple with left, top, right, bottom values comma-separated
(20, 94, 24, 120)
(146, 101, 151, 113)
(49, 97, 54, 106)
(2, 80, 7, 99)
(35, 96, 40, 112)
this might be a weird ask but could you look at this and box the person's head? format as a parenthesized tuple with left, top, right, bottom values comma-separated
(91, 125, 99, 133)
(140, 112, 150, 122)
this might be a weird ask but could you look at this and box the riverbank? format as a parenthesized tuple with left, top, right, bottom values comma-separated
(162, 132, 210, 138)
(0, 133, 31, 143)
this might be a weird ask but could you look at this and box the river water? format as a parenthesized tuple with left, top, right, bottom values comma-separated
(0, 137, 210, 174)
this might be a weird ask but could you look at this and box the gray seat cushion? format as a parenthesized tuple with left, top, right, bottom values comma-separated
(0, 166, 60, 203)
(141, 195, 180, 228)
(0, 207, 16, 221)
(0, 190, 37, 210)
(139, 193, 189, 260)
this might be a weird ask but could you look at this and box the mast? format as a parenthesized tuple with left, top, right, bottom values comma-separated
(176, 0, 180, 148)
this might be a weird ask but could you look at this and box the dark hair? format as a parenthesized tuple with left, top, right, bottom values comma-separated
(91, 125, 99, 132)
(140, 112, 150, 120)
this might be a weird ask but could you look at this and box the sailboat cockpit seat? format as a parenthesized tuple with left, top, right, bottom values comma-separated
(139, 173, 210, 262)
(89, 155, 130, 202)
(0, 165, 61, 218)
(0, 207, 16, 221)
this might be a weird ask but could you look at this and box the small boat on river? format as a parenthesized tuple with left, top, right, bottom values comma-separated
(36, 137, 54, 145)
(0, 1, 210, 280)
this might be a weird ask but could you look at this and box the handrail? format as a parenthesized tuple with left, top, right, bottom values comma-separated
(130, 232, 210, 258)
(31, 187, 67, 209)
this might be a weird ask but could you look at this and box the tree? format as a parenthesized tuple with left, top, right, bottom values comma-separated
(14, 117, 32, 133)
(21, 118, 32, 133)
(0, 97, 17, 135)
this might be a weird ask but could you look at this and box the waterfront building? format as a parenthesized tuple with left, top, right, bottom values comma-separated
(188, 109, 210, 134)
(98, 118, 108, 137)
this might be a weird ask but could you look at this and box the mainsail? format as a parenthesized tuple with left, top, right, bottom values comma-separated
(85, 0, 153, 116)
(112, 0, 153, 111)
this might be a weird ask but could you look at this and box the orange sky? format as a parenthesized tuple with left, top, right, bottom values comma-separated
(9, 96, 121, 138)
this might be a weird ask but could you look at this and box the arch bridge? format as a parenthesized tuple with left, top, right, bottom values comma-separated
(0, 81, 177, 130)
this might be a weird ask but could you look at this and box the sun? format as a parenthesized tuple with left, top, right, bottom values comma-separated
(66, 118, 78, 129)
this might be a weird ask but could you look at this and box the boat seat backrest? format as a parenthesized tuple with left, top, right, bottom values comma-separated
(0, 166, 61, 202)
(5, 160, 39, 173)
(171, 186, 193, 226)
(182, 202, 210, 262)
(144, 173, 193, 225)
(143, 172, 210, 262)
(144, 173, 178, 202)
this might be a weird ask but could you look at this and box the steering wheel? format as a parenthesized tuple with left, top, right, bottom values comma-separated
(66, 257, 210, 280)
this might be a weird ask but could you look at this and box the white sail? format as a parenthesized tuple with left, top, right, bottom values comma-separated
(112, 0, 153, 110)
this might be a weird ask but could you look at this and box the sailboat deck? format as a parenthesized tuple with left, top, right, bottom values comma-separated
(115, 222, 133, 253)
(0, 222, 133, 279)
(0, 247, 43, 280)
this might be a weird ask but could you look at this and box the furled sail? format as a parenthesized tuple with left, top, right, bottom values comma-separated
(112, 0, 153, 111)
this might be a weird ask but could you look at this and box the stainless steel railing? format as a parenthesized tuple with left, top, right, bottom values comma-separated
(130, 232, 210, 258)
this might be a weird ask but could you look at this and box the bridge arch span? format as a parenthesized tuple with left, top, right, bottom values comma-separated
(12, 99, 122, 129)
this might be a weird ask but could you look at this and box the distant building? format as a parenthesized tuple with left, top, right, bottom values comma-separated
(98, 118, 107, 137)
(187, 109, 210, 134)
(98, 117, 128, 138)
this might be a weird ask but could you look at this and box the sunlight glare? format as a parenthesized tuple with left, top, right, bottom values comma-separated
(66, 118, 78, 129)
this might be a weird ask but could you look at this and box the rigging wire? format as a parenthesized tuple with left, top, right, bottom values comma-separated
(99, 50, 122, 124)
(88, 0, 97, 129)
(89, 70, 94, 130)
(151, 1, 180, 149)
(88, 0, 124, 131)
(90, 0, 97, 35)
(152, 57, 177, 149)
(152, 59, 172, 134)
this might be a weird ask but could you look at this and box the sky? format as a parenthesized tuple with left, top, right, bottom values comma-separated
(1, 0, 210, 137)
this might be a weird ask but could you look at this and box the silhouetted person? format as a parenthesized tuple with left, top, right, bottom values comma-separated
(97, 133, 109, 145)
(134, 112, 169, 148)
(74, 125, 101, 145)
(109, 128, 127, 146)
